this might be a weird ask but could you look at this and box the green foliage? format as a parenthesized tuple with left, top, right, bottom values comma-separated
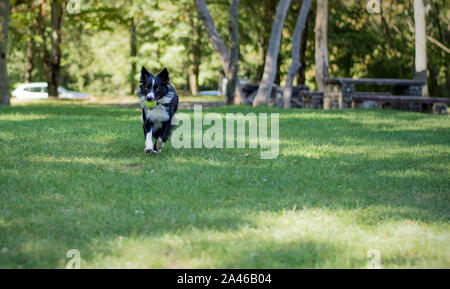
(6, 0, 449, 96)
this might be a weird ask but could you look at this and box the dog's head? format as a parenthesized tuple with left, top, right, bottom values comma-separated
(139, 67, 170, 102)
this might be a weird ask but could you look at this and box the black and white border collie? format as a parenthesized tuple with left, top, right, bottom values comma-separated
(137, 67, 178, 154)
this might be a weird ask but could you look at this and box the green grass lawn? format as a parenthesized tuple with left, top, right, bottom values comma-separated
(0, 101, 449, 268)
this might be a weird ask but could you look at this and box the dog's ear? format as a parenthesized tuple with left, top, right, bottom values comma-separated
(157, 68, 169, 83)
(141, 66, 151, 82)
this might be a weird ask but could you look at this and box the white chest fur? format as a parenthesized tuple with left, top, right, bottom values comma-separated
(145, 105, 169, 124)
(138, 87, 174, 126)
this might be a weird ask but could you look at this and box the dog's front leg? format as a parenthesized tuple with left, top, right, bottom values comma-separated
(145, 128, 153, 153)
(154, 137, 164, 153)
(154, 121, 172, 153)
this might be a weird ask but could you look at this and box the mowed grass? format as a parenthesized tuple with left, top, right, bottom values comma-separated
(0, 101, 449, 268)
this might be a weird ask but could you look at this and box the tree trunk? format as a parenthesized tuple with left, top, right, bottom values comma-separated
(414, 0, 429, 96)
(130, 16, 137, 95)
(39, 1, 51, 94)
(227, 0, 240, 105)
(256, 38, 268, 82)
(274, 44, 282, 86)
(194, 0, 229, 74)
(255, 0, 276, 83)
(0, 0, 10, 105)
(25, 24, 34, 83)
(380, 4, 403, 77)
(49, 0, 65, 97)
(427, 64, 439, 97)
(283, 0, 312, 108)
(253, 0, 292, 106)
(380, 5, 392, 52)
(297, 9, 309, 85)
(188, 71, 199, 96)
(218, 69, 225, 96)
(188, 16, 200, 96)
(194, 0, 245, 104)
(39, 0, 65, 98)
(431, 0, 449, 96)
(314, 0, 329, 92)
(25, 38, 34, 83)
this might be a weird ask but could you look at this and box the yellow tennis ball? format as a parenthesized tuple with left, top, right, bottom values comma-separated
(146, 100, 156, 109)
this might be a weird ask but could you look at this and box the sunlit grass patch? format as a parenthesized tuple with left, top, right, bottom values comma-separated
(0, 102, 449, 268)
(83, 208, 449, 269)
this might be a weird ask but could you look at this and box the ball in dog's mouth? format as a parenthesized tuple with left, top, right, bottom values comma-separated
(146, 100, 156, 109)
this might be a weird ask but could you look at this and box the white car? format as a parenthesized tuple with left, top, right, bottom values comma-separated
(12, 83, 90, 100)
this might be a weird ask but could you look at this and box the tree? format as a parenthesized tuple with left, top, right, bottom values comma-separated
(314, 0, 329, 92)
(127, 0, 152, 95)
(38, 0, 66, 97)
(83, 0, 148, 95)
(194, 0, 245, 105)
(252, 0, 292, 107)
(255, 0, 278, 82)
(130, 16, 137, 95)
(188, 15, 201, 96)
(414, 0, 428, 96)
(24, 22, 34, 83)
(0, 0, 10, 105)
(180, 1, 206, 96)
(283, 0, 312, 108)
(227, 0, 240, 104)
(297, 9, 310, 86)
(24, 7, 39, 83)
(5, 0, 448, 99)
(427, 0, 449, 97)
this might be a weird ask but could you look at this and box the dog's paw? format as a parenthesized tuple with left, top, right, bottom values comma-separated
(145, 148, 152, 154)
(155, 138, 164, 151)
(152, 149, 162, 154)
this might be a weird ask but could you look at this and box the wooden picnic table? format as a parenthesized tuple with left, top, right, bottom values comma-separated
(324, 77, 426, 109)
(351, 94, 449, 114)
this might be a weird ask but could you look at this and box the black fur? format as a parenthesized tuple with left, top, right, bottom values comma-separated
(138, 67, 178, 153)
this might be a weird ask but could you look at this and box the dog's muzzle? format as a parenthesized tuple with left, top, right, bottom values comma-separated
(146, 92, 155, 101)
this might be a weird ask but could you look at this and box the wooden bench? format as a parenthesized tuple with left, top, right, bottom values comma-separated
(351, 94, 449, 114)
(241, 83, 309, 107)
(324, 78, 426, 109)
(300, 91, 324, 108)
